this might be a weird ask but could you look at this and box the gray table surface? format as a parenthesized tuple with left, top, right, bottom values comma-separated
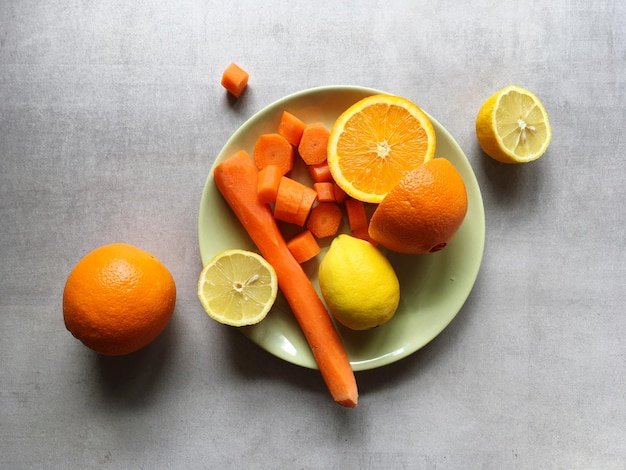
(2, 1, 625, 468)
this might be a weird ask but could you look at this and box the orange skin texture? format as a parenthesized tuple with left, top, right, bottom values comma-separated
(63, 243, 176, 356)
(368, 158, 468, 254)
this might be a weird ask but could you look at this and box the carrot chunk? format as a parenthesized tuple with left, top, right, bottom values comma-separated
(298, 122, 330, 165)
(307, 202, 343, 239)
(220, 63, 249, 98)
(314, 182, 335, 203)
(287, 230, 321, 264)
(213, 151, 357, 407)
(257, 164, 283, 204)
(274, 176, 318, 226)
(253, 133, 294, 176)
(308, 161, 333, 183)
(345, 198, 368, 234)
(278, 111, 307, 146)
(333, 183, 348, 204)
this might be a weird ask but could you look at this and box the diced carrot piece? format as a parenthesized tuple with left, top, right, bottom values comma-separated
(314, 182, 335, 203)
(298, 122, 330, 165)
(308, 162, 333, 183)
(274, 176, 317, 226)
(345, 198, 368, 234)
(220, 63, 249, 98)
(278, 111, 307, 146)
(253, 133, 294, 176)
(257, 164, 282, 204)
(333, 183, 348, 204)
(307, 202, 343, 239)
(287, 230, 321, 264)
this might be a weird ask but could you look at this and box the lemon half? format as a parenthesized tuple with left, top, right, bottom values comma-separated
(476, 85, 552, 163)
(198, 249, 278, 327)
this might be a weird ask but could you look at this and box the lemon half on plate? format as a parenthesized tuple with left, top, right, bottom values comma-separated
(198, 249, 278, 327)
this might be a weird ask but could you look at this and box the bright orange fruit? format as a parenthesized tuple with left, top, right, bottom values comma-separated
(368, 158, 467, 254)
(327, 94, 436, 203)
(63, 243, 176, 355)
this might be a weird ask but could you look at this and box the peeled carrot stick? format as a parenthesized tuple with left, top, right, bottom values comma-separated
(213, 151, 357, 407)
(287, 230, 321, 264)
(274, 176, 317, 226)
(278, 111, 307, 146)
(307, 202, 343, 239)
(221, 63, 249, 98)
(313, 182, 335, 203)
(298, 122, 330, 165)
(308, 162, 333, 183)
(257, 164, 282, 204)
(253, 133, 294, 176)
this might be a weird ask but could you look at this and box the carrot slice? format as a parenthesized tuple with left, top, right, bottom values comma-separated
(274, 176, 317, 226)
(287, 230, 321, 264)
(278, 111, 307, 146)
(220, 63, 249, 98)
(308, 161, 333, 183)
(307, 202, 343, 239)
(253, 133, 294, 176)
(213, 151, 357, 407)
(333, 183, 348, 204)
(313, 182, 335, 203)
(298, 122, 330, 165)
(345, 198, 368, 234)
(257, 164, 282, 204)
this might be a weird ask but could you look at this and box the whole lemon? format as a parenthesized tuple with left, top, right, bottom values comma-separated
(318, 235, 400, 330)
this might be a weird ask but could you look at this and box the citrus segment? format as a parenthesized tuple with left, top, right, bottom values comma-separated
(368, 158, 468, 254)
(63, 243, 176, 356)
(197, 249, 278, 327)
(476, 85, 552, 163)
(328, 94, 436, 203)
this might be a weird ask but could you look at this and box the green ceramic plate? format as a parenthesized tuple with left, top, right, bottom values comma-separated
(198, 85, 485, 371)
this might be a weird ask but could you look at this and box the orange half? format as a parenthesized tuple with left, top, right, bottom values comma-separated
(327, 94, 436, 203)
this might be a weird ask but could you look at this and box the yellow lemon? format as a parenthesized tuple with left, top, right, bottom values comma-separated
(198, 249, 278, 327)
(318, 235, 400, 330)
(476, 85, 552, 163)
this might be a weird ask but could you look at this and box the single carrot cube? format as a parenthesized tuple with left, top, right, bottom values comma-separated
(257, 164, 283, 204)
(221, 63, 249, 98)
(278, 111, 307, 146)
(314, 182, 335, 202)
(345, 198, 368, 233)
(333, 183, 348, 204)
(287, 230, 321, 264)
(308, 162, 333, 183)
(274, 176, 317, 226)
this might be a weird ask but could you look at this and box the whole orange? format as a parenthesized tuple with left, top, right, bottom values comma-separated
(63, 243, 176, 356)
(368, 158, 468, 254)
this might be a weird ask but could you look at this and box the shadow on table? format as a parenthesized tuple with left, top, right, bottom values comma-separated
(223, 277, 482, 404)
(474, 142, 548, 209)
(93, 312, 180, 408)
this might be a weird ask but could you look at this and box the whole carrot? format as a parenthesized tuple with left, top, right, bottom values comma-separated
(213, 150, 358, 408)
